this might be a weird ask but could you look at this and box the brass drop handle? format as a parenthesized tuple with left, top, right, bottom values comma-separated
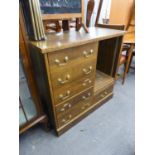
(60, 103, 72, 112)
(64, 103, 72, 108)
(61, 114, 72, 123)
(82, 79, 92, 86)
(81, 106, 86, 110)
(100, 94, 105, 98)
(60, 108, 65, 112)
(100, 91, 108, 98)
(58, 74, 70, 84)
(104, 91, 108, 95)
(81, 102, 91, 110)
(59, 90, 71, 101)
(82, 92, 91, 100)
(83, 49, 94, 58)
(54, 56, 69, 66)
(83, 66, 93, 75)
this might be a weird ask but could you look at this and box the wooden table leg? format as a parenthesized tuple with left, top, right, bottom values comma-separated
(122, 43, 135, 84)
(127, 50, 135, 73)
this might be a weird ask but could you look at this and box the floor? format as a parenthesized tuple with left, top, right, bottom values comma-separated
(20, 66, 135, 155)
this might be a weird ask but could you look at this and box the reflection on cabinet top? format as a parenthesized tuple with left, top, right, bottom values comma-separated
(29, 27, 125, 54)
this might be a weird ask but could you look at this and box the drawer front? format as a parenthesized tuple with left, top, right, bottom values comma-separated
(50, 57, 97, 90)
(55, 88, 93, 127)
(48, 42, 98, 71)
(53, 76, 95, 105)
(93, 85, 114, 104)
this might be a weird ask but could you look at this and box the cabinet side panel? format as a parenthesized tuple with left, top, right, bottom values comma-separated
(28, 45, 56, 128)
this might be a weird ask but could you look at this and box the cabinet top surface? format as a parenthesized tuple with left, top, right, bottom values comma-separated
(29, 27, 125, 54)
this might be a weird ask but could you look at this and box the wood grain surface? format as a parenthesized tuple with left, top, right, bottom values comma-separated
(29, 27, 125, 53)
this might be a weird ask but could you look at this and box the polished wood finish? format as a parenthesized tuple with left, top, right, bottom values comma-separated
(49, 56, 97, 106)
(96, 24, 125, 31)
(48, 42, 98, 71)
(52, 76, 94, 106)
(56, 88, 93, 127)
(30, 27, 125, 54)
(57, 94, 113, 135)
(29, 27, 125, 135)
(47, 42, 98, 124)
(19, 5, 48, 134)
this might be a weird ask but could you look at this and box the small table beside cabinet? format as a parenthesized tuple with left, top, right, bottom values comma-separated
(29, 27, 125, 136)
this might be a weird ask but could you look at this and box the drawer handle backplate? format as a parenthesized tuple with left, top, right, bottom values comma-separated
(60, 103, 72, 112)
(54, 56, 69, 66)
(82, 92, 91, 101)
(100, 91, 108, 98)
(81, 102, 91, 110)
(83, 66, 93, 75)
(59, 90, 71, 101)
(58, 74, 70, 84)
(83, 49, 94, 58)
(82, 79, 92, 86)
(61, 114, 72, 123)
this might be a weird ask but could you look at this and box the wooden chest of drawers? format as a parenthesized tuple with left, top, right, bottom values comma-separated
(29, 27, 125, 135)
(48, 42, 98, 105)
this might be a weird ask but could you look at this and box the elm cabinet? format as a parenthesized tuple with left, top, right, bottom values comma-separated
(29, 27, 125, 135)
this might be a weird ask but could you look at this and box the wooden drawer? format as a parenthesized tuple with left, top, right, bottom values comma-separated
(48, 42, 98, 71)
(93, 85, 114, 104)
(53, 76, 95, 105)
(50, 57, 97, 90)
(55, 88, 93, 127)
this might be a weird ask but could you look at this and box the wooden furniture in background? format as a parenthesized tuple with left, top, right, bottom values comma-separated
(124, 2, 135, 73)
(95, 0, 104, 26)
(119, 43, 134, 84)
(109, 0, 134, 27)
(95, 24, 130, 84)
(28, 27, 125, 135)
(95, 23, 134, 84)
(43, 20, 61, 33)
(19, 6, 48, 134)
(41, 0, 85, 23)
(86, 0, 95, 27)
(95, 0, 135, 84)
(40, 0, 88, 33)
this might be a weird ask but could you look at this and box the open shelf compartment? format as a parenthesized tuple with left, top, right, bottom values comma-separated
(94, 70, 115, 95)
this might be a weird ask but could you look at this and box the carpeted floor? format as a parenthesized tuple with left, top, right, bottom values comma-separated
(19, 66, 135, 155)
